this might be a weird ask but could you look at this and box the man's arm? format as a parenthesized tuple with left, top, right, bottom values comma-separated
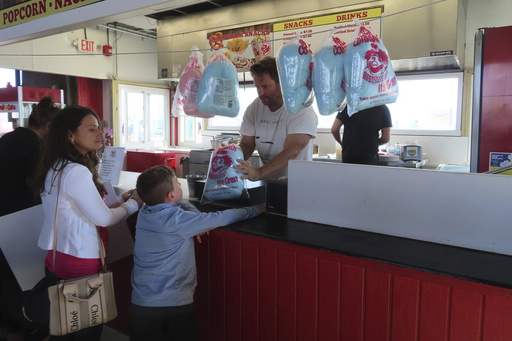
(236, 133, 312, 180)
(331, 118, 343, 145)
(239, 135, 256, 160)
(379, 127, 391, 145)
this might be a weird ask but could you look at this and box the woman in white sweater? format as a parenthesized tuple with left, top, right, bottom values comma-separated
(32, 105, 142, 340)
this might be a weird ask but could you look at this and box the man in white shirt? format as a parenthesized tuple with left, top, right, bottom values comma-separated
(236, 57, 318, 180)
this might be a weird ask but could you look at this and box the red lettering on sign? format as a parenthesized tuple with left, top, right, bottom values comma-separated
(2, 0, 46, 25)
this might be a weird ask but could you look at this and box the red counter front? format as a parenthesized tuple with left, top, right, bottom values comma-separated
(126, 149, 176, 173)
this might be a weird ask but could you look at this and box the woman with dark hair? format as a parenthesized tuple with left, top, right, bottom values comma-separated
(30, 105, 142, 340)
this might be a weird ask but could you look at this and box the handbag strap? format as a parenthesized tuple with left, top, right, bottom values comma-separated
(50, 171, 62, 272)
(51, 170, 108, 273)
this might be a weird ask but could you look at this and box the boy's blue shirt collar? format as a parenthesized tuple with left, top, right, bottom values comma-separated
(141, 202, 179, 213)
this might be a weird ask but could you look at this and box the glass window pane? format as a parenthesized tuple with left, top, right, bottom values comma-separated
(0, 68, 15, 88)
(148, 93, 165, 142)
(387, 73, 462, 134)
(208, 86, 257, 129)
(126, 92, 144, 143)
(184, 116, 195, 141)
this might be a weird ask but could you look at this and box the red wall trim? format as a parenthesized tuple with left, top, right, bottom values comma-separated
(195, 229, 512, 341)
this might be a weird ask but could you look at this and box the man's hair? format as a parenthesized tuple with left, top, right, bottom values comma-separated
(249, 57, 279, 84)
(136, 166, 175, 206)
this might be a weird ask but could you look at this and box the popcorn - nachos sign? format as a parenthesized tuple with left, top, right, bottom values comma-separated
(1, 0, 103, 30)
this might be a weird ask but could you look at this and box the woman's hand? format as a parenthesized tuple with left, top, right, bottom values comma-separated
(123, 189, 143, 208)
(122, 189, 135, 201)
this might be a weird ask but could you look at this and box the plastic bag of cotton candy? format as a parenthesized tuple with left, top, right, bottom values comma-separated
(344, 18, 398, 116)
(312, 32, 348, 116)
(177, 46, 213, 118)
(196, 49, 240, 117)
(276, 34, 314, 115)
(201, 144, 249, 203)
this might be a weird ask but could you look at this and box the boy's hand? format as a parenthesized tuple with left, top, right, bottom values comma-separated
(253, 204, 266, 214)
(194, 231, 209, 243)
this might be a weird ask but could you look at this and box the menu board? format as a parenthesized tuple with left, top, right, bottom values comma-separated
(204, 7, 382, 72)
(206, 24, 273, 71)
(99, 146, 125, 185)
(273, 7, 383, 53)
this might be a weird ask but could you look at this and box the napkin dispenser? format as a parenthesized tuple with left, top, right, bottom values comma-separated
(402, 145, 422, 161)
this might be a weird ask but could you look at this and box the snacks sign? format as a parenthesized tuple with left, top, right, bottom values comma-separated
(273, 7, 383, 53)
(206, 24, 273, 71)
(1, 0, 103, 30)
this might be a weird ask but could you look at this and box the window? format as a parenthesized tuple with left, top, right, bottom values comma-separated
(206, 85, 257, 130)
(205, 72, 463, 136)
(207, 85, 339, 132)
(118, 84, 170, 149)
(387, 72, 463, 136)
(178, 115, 203, 145)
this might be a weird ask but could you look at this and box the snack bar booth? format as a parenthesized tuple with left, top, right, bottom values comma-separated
(0, 86, 64, 131)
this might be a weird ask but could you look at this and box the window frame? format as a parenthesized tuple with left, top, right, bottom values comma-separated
(117, 83, 171, 149)
(387, 72, 464, 137)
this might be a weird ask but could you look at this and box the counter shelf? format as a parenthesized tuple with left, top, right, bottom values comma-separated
(193, 201, 512, 290)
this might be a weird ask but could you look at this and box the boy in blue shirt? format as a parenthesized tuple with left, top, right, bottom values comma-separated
(130, 165, 264, 341)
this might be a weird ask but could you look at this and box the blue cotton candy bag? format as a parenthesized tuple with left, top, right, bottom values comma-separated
(202, 144, 246, 202)
(313, 32, 347, 116)
(196, 50, 240, 117)
(344, 19, 398, 116)
(276, 34, 314, 115)
(178, 46, 213, 118)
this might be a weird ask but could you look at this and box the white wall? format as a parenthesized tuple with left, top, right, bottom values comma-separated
(0, 27, 166, 85)
(464, 0, 512, 68)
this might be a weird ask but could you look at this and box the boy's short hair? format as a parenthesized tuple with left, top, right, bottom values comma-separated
(136, 166, 175, 206)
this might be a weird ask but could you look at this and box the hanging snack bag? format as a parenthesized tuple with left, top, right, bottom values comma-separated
(171, 87, 185, 117)
(312, 32, 347, 116)
(202, 144, 247, 202)
(178, 46, 213, 118)
(196, 50, 240, 117)
(344, 18, 398, 115)
(276, 34, 314, 115)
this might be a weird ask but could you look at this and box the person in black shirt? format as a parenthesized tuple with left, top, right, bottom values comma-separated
(0, 96, 59, 216)
(331, 105, 392, 165)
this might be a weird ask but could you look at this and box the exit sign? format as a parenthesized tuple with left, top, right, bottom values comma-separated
(77, 39, 95, 53)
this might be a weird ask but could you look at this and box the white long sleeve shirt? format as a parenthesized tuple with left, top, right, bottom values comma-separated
(38, 161, 139, 259)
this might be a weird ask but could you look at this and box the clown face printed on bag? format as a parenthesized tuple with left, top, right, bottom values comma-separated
(202, 144, 246, 201)
(344, 19, 398, 115)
